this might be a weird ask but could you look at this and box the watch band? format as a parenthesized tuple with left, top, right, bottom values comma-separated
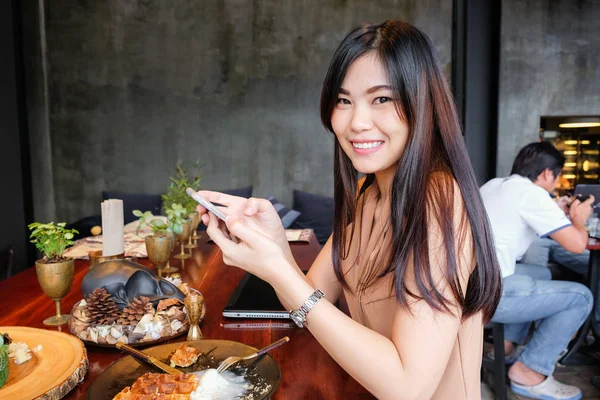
(289, 288, 325, 328)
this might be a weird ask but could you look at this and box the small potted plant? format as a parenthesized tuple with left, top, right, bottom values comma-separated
(162, 161, 203, 245)
(165, 203, 194, 260)
(28, 222, 78, 325)
(161, 160, 203, 215)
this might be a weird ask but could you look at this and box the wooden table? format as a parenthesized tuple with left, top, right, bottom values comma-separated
(0, 233, 372, 399)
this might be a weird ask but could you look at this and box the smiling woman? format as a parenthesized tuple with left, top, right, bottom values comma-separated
(198, 20, 502, 400)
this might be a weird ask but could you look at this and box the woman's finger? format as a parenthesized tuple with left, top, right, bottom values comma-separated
(196, 190, 245, 207)
(206, 212, 237, 254)
(226, 216, 267, 245)
(201, 214, 209, 225)
(244, 197, 274, 217)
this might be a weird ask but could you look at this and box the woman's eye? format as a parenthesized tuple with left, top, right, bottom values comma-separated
(336, 98, 351, 105)
(374, 97, 392, 104)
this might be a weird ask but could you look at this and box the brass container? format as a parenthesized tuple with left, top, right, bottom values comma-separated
(185, 212, 199, 249)
(35, 258, 75, 325)
(184, 290, 206, 340)
(177, 219, 193, 243)
(88, 250, 125, 269)
(145, 234, 173, 276)
(174, 219, 193, 260)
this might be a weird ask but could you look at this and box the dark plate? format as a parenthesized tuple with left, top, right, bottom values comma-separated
(87, 340, 281, 400)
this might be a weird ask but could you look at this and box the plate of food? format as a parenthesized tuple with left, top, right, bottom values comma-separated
(88, 340, 281, 400)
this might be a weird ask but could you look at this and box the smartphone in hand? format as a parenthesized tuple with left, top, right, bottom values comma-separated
(185, 188, 227, 221)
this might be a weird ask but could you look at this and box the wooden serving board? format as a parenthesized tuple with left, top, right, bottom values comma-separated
(0, 326, 88, 400)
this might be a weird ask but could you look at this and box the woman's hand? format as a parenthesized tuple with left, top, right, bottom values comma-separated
(205, 212, 291, 282)
(195, 191, 295, 274)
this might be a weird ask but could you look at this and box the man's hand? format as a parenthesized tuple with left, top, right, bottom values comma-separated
(569, 195, 595, 227)
(556, 195, 572, 215)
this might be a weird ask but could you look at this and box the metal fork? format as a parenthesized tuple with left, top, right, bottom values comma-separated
(216, 336, 290, 374)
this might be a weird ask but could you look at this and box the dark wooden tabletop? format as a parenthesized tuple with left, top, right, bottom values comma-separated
(588, 238, 600, 251)
(0, 232, 371, 399)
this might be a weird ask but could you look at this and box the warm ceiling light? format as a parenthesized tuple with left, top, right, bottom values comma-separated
(564, 162, 577, 167)
(564, 150, 578, 155)
(560, 122, 600, 128)
(564, 140, 578, 145)
(559, 117, 600, 129)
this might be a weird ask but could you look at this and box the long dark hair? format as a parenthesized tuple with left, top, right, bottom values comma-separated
(320, 20, 501, 322)
(511, 141, 565, 181)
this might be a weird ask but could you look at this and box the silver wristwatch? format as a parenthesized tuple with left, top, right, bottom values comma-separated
(289, 288, 325, 328)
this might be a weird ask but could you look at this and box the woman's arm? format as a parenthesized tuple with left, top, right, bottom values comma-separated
(275, 237, 343, 310)
(270, 229, 470, 400)
(209, 188, 474, 400)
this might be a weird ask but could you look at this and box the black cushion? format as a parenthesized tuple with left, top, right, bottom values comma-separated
(266, 196, 301, 228)
(291, 190, 334, 245)
(102, 191, 163, 224)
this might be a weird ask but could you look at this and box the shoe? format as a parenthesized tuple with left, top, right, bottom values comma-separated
(487, 345, 525, 365)
(510, 375, 582, 400)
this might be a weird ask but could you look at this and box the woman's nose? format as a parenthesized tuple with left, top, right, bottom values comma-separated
(350, 104, 374, 132)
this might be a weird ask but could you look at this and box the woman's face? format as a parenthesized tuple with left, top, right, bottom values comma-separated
(331, 53, 409, 177)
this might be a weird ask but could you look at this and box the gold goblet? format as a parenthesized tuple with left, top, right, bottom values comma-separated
(162, 233, 178, 274)
(145, 234, 173, 277)
(192, 212, 201, 244)
(185, 212, 198, 249)
(35, 259, 75, 326)
(185, 290, 206, 340)
(174, 219, 192, 260)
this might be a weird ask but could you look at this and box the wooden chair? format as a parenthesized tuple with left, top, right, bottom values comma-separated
(0, 245, 14, 280)
(482, 322, 507, 400)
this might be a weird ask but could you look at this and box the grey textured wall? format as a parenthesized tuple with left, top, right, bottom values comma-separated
(496, 0, 600, 176)
(24, 0, 451, 224)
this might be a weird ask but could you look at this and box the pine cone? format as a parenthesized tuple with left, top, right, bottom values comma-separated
(117, 296, 154, 326)
(86, 288, 120, 325)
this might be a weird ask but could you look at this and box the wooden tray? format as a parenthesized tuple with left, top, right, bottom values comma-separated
(0, 326, 88, 400)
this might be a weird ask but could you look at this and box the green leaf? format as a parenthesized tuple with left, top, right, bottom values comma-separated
(0, 345, 8, 372)
(132, 210, 143, 217)
(0, 365, 8, 388)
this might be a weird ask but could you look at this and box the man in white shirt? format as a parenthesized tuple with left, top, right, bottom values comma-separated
(481, 142, 594, 400)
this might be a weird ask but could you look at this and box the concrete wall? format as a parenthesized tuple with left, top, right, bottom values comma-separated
(497, 0, 600, 176)
(24, 0, 451, 224)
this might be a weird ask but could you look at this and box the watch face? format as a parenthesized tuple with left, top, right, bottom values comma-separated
(290, 312, 304, 328)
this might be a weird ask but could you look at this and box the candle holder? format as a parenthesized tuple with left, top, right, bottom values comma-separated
(184, 290, 206, 341)
(88, 250, 124, 269)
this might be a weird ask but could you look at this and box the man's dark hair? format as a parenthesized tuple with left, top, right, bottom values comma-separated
(510, 142, 565, 181)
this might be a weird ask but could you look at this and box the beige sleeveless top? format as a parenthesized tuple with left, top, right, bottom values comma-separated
(341, 182, 483, 400)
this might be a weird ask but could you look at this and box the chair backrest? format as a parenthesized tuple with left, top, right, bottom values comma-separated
(0, 245, 14, 280)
